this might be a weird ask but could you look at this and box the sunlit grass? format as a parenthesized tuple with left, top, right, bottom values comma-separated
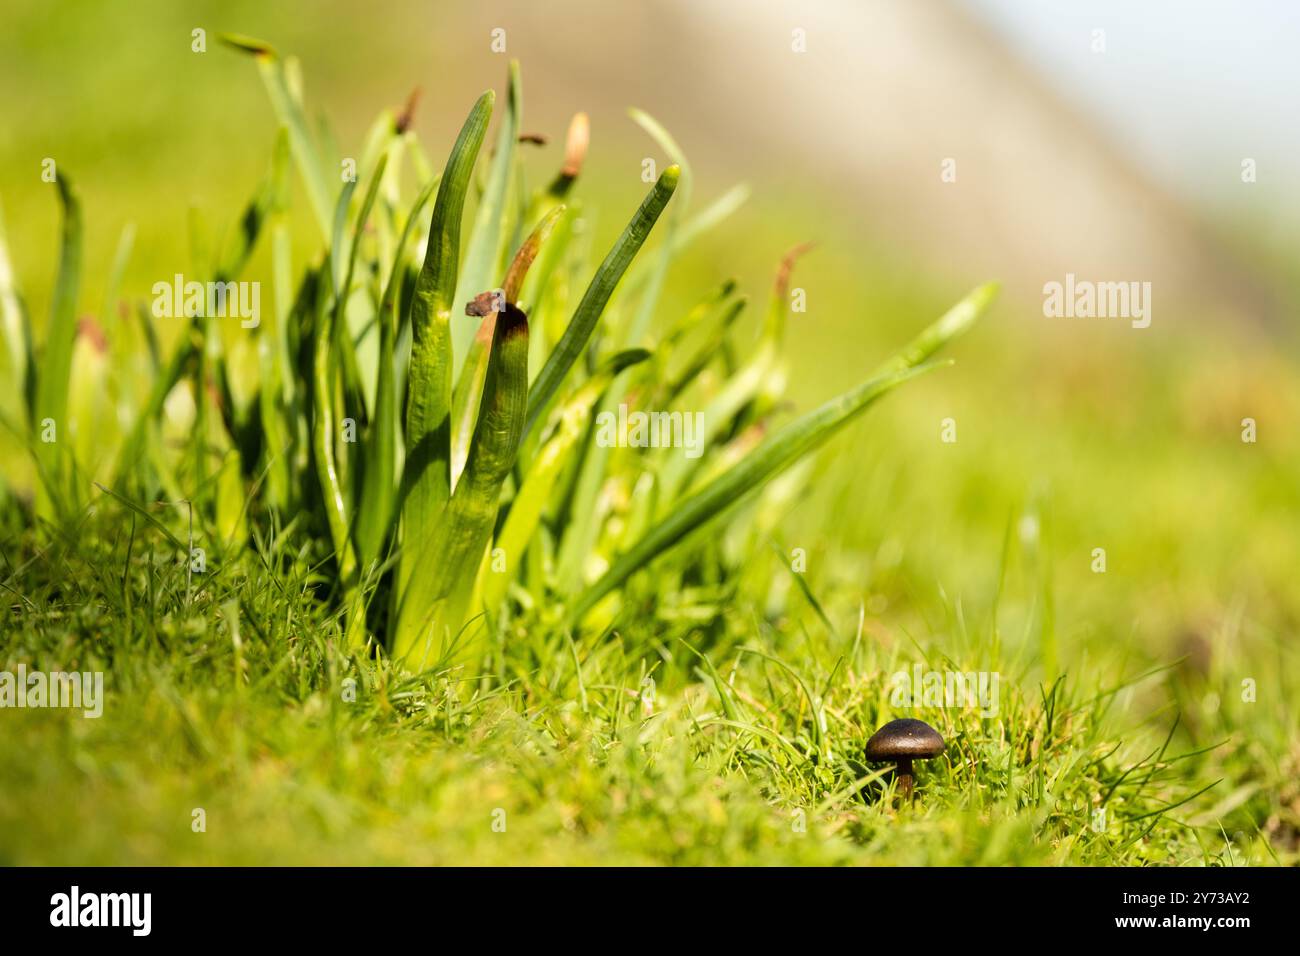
(0, 35, 1296, 867)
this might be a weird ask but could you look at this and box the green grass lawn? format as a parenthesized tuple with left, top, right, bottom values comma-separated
(3, 318, 1296, 865)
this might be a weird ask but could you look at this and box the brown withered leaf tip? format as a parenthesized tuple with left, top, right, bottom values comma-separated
(518, 132, 548, 146)
(395, 88, 421, 134)
(466, 290, 505, 317)
(774, 241, 817, 299)
(76, 317, 108, 354)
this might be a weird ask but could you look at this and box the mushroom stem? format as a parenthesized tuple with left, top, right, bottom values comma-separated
(896, 758, 915, 801)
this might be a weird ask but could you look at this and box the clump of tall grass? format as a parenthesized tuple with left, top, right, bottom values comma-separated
(0, 39, 996, 671)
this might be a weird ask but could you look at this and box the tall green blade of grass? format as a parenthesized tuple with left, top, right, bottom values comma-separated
(568, 283, 999, 624)
(624, 108, 691, 349)
(619, 182, 750, 302)
(553, 123, 686, 588)
(482, 348, 649, 613)
(312, 272, 354, 577)
(333, 152, 389, 424)
(99, 223, 135, 335)
(214, 447, 247, 545)
(524, 166, 679, 441)
(394, 301, 530, 665)
(874, 285, 1000, 375)
(185, 203, 214, 501)
(569, 363, 941, 625)
(32, 175, 83, 518)
(258, 131, 294, 511)
(88, 224, 136, 483)
(450, 314, 499, 491)
(394, 208, 558, 662)
(0, 198, 32, 450)
(451, 205, 564, 488)
(654, 247, 809, 509)
(309, 252, 369, 649)
(221, 34, 335, 240)
(100, 222, 135, 331)
(449, 63, 522, 485)
(516, 116, 587, 390)
(451, 60, 520, 378)
(358, 107, 400, 259)
(216, 145, 285, 284)
(354, 174, 439, 573)
(661, 292, 747, 405)
(396, 91, 494, 620)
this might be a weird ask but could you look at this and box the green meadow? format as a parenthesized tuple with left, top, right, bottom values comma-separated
(1, 5, 1296, 866)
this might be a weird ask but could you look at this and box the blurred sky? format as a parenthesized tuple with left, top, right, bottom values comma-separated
(966, 0, 1300, 207)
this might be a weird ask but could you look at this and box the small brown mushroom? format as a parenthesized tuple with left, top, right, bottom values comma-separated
(863, 718, 945, 801)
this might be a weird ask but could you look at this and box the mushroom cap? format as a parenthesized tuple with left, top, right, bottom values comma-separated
(863, 718, 946, 761)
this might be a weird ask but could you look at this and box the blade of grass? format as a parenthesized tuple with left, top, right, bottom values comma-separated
(551, 124, 685, 587)
(524, 165, 679, 441)
(656, 245, 811, 507)
(397, 197, 557, 661)
(568, 283, 997, 623)
(451, 60, 520, 376)
(220, 34, 335, 240)
(396, 90, 494, 609)
(451, 204, 564, 486)
(0, 198, 31, 464)
(569, 362, 943, 624)
(481, 348, 648, 612)
(92, 482, 188, 553)
(394, 302, 529, 665)
(332, 151, 389, 423)
(354, 173, 439, 571)
(620, 183, 750, 302)
(661, 288, 746, 405)
(257, 130, 294, 510)
(33, 174, 83, 518)
(311, 265, 356, 586)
